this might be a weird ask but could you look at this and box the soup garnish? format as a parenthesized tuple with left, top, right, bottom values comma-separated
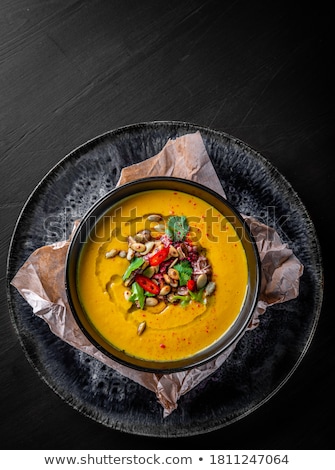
(77, 189, 248, 362)
(106, 215, 216, 331)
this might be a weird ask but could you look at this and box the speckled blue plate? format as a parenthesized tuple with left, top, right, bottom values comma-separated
(6, 121, 323, 437)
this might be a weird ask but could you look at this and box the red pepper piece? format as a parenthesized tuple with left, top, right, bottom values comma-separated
(187, 279, 196, 291)
(135, 274, 160, 295)
(149, 246, 169, 266)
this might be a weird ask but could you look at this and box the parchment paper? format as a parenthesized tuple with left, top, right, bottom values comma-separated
(11, 132, 304, 417)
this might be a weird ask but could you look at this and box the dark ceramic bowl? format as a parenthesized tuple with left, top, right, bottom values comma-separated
(65, 177, 261, 373)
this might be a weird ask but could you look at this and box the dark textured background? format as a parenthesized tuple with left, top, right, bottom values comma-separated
(1, 0, 333, 449)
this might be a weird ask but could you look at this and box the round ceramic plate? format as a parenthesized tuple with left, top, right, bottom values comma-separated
(6, 121, 323, 437)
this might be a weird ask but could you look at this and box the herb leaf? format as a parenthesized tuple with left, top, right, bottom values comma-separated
(128, 282, 145, 309)
(169, 294, 191, 307)
(189, 288, 205, 303)
(122, 257, 144, 281)
(174, 260, 193, 286)
(166, 216, 189, 242)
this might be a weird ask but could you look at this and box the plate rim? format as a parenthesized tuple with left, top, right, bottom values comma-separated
(6, 120, 324, 437)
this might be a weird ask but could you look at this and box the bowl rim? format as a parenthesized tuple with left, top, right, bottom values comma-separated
(65, 176, 261, 373)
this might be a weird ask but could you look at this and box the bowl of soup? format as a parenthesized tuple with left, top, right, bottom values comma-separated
(65, 177, 260, 372)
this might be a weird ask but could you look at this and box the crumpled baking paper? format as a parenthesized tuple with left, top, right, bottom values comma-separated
(11, 131, 304, 417)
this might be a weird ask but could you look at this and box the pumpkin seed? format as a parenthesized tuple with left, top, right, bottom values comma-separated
(134, 233, 144, 242)
(147, 214, 162, 222)
(163, 273, 178, 287)
(137, 229, 152, 241)
(137, 321, 146, 336)
(142, 265, 157, 278)
(105, 248, 118, 259)
(124, 274, 135, 287)
(155, 242, 165, 251)
(168, 245, 179, 257)
(169, 258, 179, 268)
(141, 260, 149, 270)
(126, 247, 135, 261)
(163, 273, 172, 284)
(141, 241, 155, 255)
(159, 285, 171, 296)
(145, 297, 159, 306)
(130, 242, 146, 252)
(196, 273, 208, 289)
(204, 281, 216, 296)
(168, 268, 179, 280)
(154, 224, 166, 232)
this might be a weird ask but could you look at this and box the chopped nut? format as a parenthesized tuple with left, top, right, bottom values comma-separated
(163, 274, 178, 288)
(147, 214, 163, 222)
(124, 274, 135, 287)
(130, 242, 146, 252)
(136, 229, 151, 242)
(105, 248, 118, 259)
(126, 247, 135, 261)
(163, 273, 172, 284)
(145, 297, 159, 306)
(168, 268, 179, 280)
(159, 285, 171, 296)
(168, 245, 179, 257)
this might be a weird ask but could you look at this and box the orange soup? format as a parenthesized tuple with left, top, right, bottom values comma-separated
(77, 189, 248, 362)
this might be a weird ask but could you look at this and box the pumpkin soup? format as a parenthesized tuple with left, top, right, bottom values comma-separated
(77, 189, 248, 362)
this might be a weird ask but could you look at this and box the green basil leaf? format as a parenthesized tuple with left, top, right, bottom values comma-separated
(189, 288, 204, 303)
(122, 257, 144, 281)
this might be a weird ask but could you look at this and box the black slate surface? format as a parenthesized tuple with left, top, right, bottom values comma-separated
(1, 0, 332, 450)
